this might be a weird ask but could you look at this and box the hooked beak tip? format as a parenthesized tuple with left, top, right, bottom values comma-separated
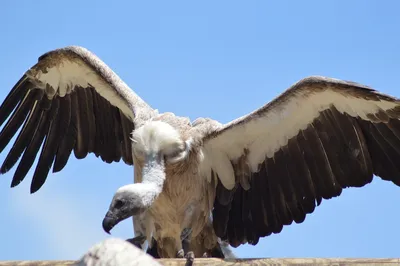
(102, 215, 116, 235)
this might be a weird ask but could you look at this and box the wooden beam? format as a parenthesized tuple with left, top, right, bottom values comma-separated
(0, 258, 399, 266)
(158, 258, 400, 265)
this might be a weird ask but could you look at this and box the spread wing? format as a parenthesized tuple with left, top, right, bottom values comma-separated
(200, 76, 400, 247)
(0, 46, 157, 193)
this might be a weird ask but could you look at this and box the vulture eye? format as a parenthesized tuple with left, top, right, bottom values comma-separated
(114, 199, 125, 209)
(164, 149, 182, 161)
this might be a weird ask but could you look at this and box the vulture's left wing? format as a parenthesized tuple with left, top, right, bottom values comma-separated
(0, 46, 157, 193)
(200, 76, 400, 247)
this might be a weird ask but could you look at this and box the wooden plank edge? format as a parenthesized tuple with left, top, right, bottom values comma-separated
(0, 258, 399, 266)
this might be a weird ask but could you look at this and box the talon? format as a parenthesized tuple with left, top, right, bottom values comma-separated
(176, 248, 185, 258)
(202, 252, 208, 258)
(185, 251, 195, 266)
(185, 251, 194, 259)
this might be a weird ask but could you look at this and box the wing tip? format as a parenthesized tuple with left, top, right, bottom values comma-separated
(30, 182, 42, 194)
(10, 177, 22, 188)
(37, 45, 90, 61)
(295, 75, 376, 91)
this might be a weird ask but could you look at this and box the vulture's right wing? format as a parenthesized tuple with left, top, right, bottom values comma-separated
(0, 46, 158, 193)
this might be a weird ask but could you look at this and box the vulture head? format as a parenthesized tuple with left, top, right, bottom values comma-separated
(102, 120, 192, 234)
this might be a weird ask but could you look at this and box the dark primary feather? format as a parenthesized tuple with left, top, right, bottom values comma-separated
(0, 80, 135, 193)
(0, 90, 44, 174)
(53, 94, 76, 173)
(74, 87, 90, 159)
(12, 97, 53, 189)
(211, 78, 400, 248)
(30, 97, 61, 192)
(0, 76, 31, 127)
(0, 88, 43, 154)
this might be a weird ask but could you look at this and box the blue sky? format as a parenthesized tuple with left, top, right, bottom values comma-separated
(1, 0, 400, 261)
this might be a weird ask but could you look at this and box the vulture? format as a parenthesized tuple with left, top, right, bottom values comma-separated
(1, 46, 400, 260)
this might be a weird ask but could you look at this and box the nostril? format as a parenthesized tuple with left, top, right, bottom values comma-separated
(114, 199, 124, 209)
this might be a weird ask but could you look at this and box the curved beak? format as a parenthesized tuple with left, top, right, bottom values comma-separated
(102, 211, 117, 234)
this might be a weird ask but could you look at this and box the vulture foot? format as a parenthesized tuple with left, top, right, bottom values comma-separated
(185, 251, 195, 266)
(176, 249, 195, 266)
(176, 248, 185, 258)
(125, 235, 146, 248)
